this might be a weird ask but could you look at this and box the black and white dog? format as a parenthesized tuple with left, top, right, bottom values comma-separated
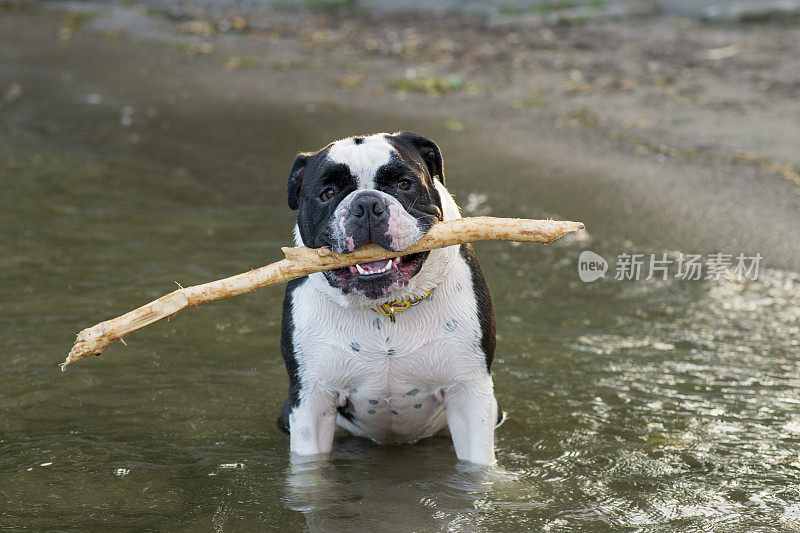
(278, 132, 501, 465)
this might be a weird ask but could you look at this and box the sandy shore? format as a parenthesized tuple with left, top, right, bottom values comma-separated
(2, 2, 799, 269)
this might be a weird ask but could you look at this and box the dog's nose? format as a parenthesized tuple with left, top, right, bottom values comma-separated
(352, 194, 386, 219)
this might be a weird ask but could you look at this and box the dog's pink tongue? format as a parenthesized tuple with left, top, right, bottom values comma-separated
(359, 259, 389, 270)
(348, 258, 395, 275)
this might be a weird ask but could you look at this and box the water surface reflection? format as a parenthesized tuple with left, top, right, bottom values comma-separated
(1, 40, 798, 531)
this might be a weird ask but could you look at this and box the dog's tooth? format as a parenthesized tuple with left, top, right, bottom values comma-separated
(354, 259, 395, 276)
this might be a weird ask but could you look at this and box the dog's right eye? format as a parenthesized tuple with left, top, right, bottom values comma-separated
(319, 187, 336, 202)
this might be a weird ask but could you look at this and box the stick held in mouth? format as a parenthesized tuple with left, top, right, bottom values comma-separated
(61, 216, 584, 369)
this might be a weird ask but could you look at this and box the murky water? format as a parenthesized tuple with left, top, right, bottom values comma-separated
(2, 15, 800, 532)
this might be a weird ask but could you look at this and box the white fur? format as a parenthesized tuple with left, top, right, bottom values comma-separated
(386, 203, 423, 251)
(327, 134, 394, 189)
(289, 243, 496, 463)
(288, 179, 497, 464)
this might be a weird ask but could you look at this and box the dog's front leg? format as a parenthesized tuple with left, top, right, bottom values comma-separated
(288, 387, 338, 457)
(444, 377, 497, 465)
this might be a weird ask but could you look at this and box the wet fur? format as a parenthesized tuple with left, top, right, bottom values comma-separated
(279, 132, 499, 464)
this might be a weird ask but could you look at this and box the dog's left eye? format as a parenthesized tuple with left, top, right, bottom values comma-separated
(320, 187, 336, 202)
(398, 179, 411, 191)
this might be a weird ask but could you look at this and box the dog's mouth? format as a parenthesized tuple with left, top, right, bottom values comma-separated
(348, 257, 399, 276)
(323, 252, 429, 299)
(330, 251, 428, 280)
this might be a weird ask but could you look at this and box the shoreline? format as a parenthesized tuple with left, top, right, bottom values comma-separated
(2, 3, 799, 269)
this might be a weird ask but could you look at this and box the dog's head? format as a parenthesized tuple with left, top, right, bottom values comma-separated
(287, 132, 445, 300)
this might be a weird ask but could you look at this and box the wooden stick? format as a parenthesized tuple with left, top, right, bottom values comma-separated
(61, 216, 583, 369)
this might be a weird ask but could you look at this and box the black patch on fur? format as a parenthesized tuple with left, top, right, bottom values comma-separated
(338, 398, 357, 423)
(287, 154, 309, 210)
(352, 136, 364, 145)
(350, 342, 361, 352)
(382, 135, 444, 220)
(372, 157, 441, 222)
(277, 276, 308, 433)
(388, 131, 445, 186)
(292, 155, 361, 248)
(459, 243, 496, 372)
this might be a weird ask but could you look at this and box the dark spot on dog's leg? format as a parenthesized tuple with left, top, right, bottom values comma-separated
(368, 399, 379, 405)
(391, 410, 399, 415)
(350, 342, 361, 352)
(374, 318, 382, 330)
(387, 349, 395, 356)
(445, 319, 458, 333)
(368, 409, 376, 415)
(338, 398, 357, 423)
(407, 388, 419, 396)
(414, 403, 422, 409)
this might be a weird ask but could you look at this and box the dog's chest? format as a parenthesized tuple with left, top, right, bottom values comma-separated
(289, 257, 487, 441)
(313, 310, 479, 442)
(293, 288, 483, 389)
(337, 320, 461, 398)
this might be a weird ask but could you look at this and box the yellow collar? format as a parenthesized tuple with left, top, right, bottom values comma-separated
(372, 290, 433, 322)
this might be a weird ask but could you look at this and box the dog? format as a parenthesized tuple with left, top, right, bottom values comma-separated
(278, 132, 501, 465)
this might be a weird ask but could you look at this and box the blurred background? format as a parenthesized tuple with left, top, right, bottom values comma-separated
(2, 1, 799, 531)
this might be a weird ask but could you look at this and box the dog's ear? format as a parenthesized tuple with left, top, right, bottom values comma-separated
(287, 153, 310, 210)
(394, 132, 445, 186)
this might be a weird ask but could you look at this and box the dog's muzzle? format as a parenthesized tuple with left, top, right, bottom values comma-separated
(329, 190, 423, 254)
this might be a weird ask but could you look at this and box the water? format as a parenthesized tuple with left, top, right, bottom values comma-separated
(2, 14, 800, 532)
(99, 0, 794, 18)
